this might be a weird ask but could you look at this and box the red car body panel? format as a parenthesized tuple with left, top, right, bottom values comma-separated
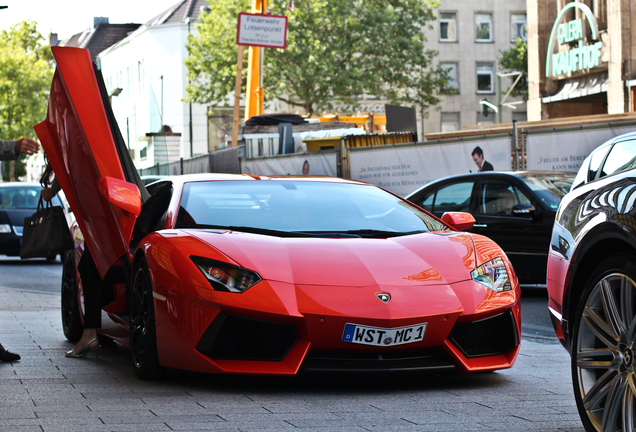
(34, 47, 140, 278)
(38, 47, 521, 376)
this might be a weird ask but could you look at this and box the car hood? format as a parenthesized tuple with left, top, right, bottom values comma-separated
(34, 47, 146, 277)
(186, 230, 478, 286)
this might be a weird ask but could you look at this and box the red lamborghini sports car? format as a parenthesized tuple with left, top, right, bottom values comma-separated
(36, 47, 521, 379)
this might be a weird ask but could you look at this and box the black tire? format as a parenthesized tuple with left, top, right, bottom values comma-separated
(571, 253, 636, 432)
(61, 249, 83, 342)
(129, 258, 161, 380)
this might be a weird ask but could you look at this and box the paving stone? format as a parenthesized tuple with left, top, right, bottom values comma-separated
(0, 286, 588, 432)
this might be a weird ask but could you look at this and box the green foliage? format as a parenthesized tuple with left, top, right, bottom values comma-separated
(498, 38, 528, 99)
(186, 0, 446, 116)
(0, 20, 53, 180)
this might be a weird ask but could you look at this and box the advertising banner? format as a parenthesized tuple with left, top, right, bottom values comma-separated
(526, 123, 636, 172)
(241, 152, 338, 177)
(349, 135, 512, 197)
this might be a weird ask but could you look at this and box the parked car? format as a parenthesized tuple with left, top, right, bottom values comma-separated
(571, 130, 636, 190)
(39, 46, 521, 379)
(547, 164, 636, 431)
(0, 182, 71, 259)
(405, 171, 574, 287)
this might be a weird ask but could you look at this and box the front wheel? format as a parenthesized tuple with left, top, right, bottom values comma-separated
(571, 253, 636, 431)
(129, 257, 161, 380)
(61, 249, 83, 342)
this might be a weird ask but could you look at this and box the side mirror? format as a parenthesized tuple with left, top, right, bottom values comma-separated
(512, 203, 536, 216)
(441, 212, 475, 231)
(98, 176, 142, 216)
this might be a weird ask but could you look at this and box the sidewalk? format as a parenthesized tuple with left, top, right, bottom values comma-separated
(0, 286, 585, 432)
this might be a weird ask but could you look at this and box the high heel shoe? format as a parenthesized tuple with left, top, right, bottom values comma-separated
(65, 337, 100, 358)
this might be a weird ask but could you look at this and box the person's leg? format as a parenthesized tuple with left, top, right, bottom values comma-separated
(66, 247, 102, 358)
(0, 342, 20, 362)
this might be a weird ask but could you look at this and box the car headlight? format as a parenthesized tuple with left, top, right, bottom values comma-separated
(471, 257, 511, 292)
(0, 224, 11, 234)
(191, 256, 261, 293)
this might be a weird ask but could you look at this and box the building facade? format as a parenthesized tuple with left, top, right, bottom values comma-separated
(98, 0, 210, 169)
(527, 0, 636, 120)
(421, 0, 528, 135)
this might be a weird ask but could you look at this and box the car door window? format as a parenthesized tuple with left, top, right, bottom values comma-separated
(600, 139, 636, 178)
(409, 189, 435, 212)
(479, 180, 531, 216)
(588, 142, 611, 182)
(431, 181, 474, 213)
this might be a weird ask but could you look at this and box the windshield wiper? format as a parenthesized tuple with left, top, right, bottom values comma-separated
(182, 224, 320, 238)
(342, 229, 425, 238)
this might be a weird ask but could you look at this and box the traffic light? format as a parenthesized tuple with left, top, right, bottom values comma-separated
(482, 99, 489, 117)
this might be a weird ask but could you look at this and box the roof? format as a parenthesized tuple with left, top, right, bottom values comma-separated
(58, 23, 141, 61)
(144, 0, 209, 27)
(97, 0, 209, 59)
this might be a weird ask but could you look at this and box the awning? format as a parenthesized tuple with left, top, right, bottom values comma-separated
(542, 73, 608, 103)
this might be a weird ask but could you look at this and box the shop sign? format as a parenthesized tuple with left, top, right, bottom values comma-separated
(546, 3, 603, 78)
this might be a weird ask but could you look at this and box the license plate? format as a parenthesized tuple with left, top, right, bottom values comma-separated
(342, 322, 427, 347)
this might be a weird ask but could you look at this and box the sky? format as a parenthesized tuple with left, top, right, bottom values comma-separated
(0, 0, 183, 41)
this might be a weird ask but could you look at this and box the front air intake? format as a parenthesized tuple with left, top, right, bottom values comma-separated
(449, 310, 518, 358)
(197, 313, 298, 361)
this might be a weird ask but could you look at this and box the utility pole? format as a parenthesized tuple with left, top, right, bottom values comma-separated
(245, 0, 267, 120)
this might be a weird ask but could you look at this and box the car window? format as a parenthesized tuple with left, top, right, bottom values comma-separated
(478, 180, 531, 216)
(176, 180, 447, 235)
(0, 187, 57, 210)
(588, 142, 612, 182)
(600, 139, 636, 178)
(520, 174, 573, 210)
(430, 181, 474, 214)
(408, 189, 435, 212)
(571, 155, 591, 190)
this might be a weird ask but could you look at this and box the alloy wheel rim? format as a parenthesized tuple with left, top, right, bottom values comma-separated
(576, 273, 636, 431)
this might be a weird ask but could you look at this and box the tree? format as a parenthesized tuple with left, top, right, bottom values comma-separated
(498, 38, 528, 99)
(186, 0, 446, 117)
(0, 20, 54, 181)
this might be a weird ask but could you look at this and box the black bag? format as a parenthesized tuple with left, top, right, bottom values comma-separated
(20, 197, 73, 259)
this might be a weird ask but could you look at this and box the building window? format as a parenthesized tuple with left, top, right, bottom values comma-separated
(477, 110, 494, 125)
(475, 13, 492, 42)
(440, 63, 459, 93)
(441, 113, 460, 132)
(440, 12, 457, 42)
(476, 63, 494, 93)
(510, 14, 527, 42)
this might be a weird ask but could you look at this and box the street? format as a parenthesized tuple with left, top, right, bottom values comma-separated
(0, 258, 584, 431)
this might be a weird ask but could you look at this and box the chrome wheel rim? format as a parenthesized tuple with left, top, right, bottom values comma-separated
(576, 273, 636, 432)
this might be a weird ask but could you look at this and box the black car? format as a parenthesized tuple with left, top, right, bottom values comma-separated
(571, 130, 636, 190)
(0, 182, 70, 259)
(547, 167, 636, 431)
(406, 171, 574, 287)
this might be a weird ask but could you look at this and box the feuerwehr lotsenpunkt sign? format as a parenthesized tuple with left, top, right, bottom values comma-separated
(545, 2, 603, 78)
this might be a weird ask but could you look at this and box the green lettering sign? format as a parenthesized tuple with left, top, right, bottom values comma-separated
(546, 3, 603, 78)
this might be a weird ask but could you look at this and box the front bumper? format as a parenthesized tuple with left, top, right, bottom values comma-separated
(151, 274, 521, 376)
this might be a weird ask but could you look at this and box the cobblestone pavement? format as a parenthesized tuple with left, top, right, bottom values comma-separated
(0, 286, 585, 432)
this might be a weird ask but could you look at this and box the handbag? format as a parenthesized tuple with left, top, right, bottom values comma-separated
(20, 197, 73, 259)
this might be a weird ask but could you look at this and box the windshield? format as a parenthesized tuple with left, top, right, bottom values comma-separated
(520, 174, 574, 210)
(0, 186, 62, 210)
(175, 180, 447, 236)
